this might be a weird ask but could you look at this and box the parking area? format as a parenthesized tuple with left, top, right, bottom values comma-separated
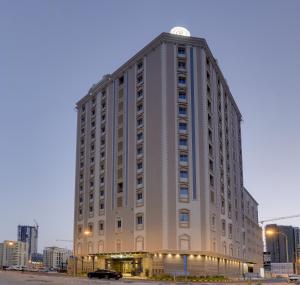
(0, 271, 291, 285)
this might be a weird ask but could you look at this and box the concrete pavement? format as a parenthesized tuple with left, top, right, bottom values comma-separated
(0, 271, 290, 285)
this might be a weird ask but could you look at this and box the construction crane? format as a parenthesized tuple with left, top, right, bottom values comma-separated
(56, 239, 73, 243)
(259, 214, 300, 225)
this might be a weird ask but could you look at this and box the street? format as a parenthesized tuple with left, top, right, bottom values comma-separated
(0, 271, 290, 285)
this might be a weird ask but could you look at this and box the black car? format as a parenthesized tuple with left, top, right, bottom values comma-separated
(87, 269, 122, 280)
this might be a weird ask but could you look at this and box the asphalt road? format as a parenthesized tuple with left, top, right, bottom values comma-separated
(0, 271, 290, 285)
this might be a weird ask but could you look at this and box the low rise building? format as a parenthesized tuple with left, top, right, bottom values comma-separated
(0, 240, 28, 268)
(43, 247, 72, 270)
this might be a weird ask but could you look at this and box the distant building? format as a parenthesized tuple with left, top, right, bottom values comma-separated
(17, 225, 38, 259)
(0, 240, 28, 268)
(43, 247, 72, 270)
(28, 252, 44, 270)
(265, 224, 300, 265)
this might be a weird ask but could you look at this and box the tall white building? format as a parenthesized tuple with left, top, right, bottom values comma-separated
(43, 247, 72, 270)
(0, 240, 28, 268)
(72, 29, 263, 277)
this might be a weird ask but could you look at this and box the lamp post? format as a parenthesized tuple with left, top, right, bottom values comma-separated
(266, 229, 289, 262)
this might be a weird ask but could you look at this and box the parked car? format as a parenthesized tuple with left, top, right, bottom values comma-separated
(288, 275, 300, 283)
(87, 269, 122, 280)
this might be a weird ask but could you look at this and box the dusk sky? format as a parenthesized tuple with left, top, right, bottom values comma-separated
(0, 0, 299, 252)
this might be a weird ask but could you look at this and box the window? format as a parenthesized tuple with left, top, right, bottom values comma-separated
(179, 153, 188, 162)
(137, 191, 143, 202)
(179, 187, 188, 199)
(229, 223, 233, 239)
(178, 47, 186, 55)
(179, 138, 188, 146)
(209, 144, 213, 156)
(117, 182, 123, 193)
(179, 122, 187, 131)
(137, 146, 143, 155)
(137, 61, 143, 70)
(98, 240, 104, 253)
(178, 106, 187, 115)
(210, 190, 215, 203)
(136, 236, 144, 251)
(211, 215, 216, 229)
(137, 103, 143, 112)
(137, 74, 143, 83)
(99, 200, 104, 210)
(178, 90, 186, 100)
(137, 162, 143, 169)
(119, 76, 124, 85)
(137, 89, 143, 98)
(137, 177, 143, 185)
(180, 170, 188, 179)
(99, 221, 104, 233)
(209, 159, 213, 171)
(222, 219, 226, 236)
(178, 61, 186, 69)
(81, 105, 85, 112)
(78, 225, 82, 235)
(137, 118, 143, 127)
(179, 210, 190, 222)
(137, 132, 143, 141)
(178, 76, 186, 84)
(88, 223, 93, 234)
(136, 214, 143, 225)
(209, 174, 214, 187)
(116, 218, 122, 229)
(208, 129, 213, 141)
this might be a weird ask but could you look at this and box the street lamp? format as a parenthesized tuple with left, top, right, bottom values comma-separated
(266, 229, 289, 262)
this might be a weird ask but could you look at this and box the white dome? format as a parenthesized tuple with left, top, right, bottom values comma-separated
(170, 26, 191, 37)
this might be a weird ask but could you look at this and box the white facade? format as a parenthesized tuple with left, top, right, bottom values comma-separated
(43, 247, 72, 270)
(73, 32, 263, 276)
(0, 240, 28, 267)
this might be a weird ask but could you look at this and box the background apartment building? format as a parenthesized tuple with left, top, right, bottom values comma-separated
(266, 224, 300, 263)
(0, 240, 28, 268)
(43, 247, 72, 270)
(72, 30, 263, 277)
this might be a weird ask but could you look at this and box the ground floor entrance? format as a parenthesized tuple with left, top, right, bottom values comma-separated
(105, 257, 143, 276)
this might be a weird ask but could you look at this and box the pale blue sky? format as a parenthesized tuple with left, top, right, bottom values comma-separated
(0, 0, 299, 252)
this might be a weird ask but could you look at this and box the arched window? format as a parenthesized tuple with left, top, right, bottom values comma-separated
(98, 240, 104, 253)
(211, 239, 216, 252)
(179, 209, 190, 228)
(116, 239, 122, 252)
(88, 242, 93, 254)
(229, 244, 233, 256)
(135, 236, 144, 251)
(179, 234, 190, 250)
(223, 241, 227, 255)
(77, 243, 82, 255)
